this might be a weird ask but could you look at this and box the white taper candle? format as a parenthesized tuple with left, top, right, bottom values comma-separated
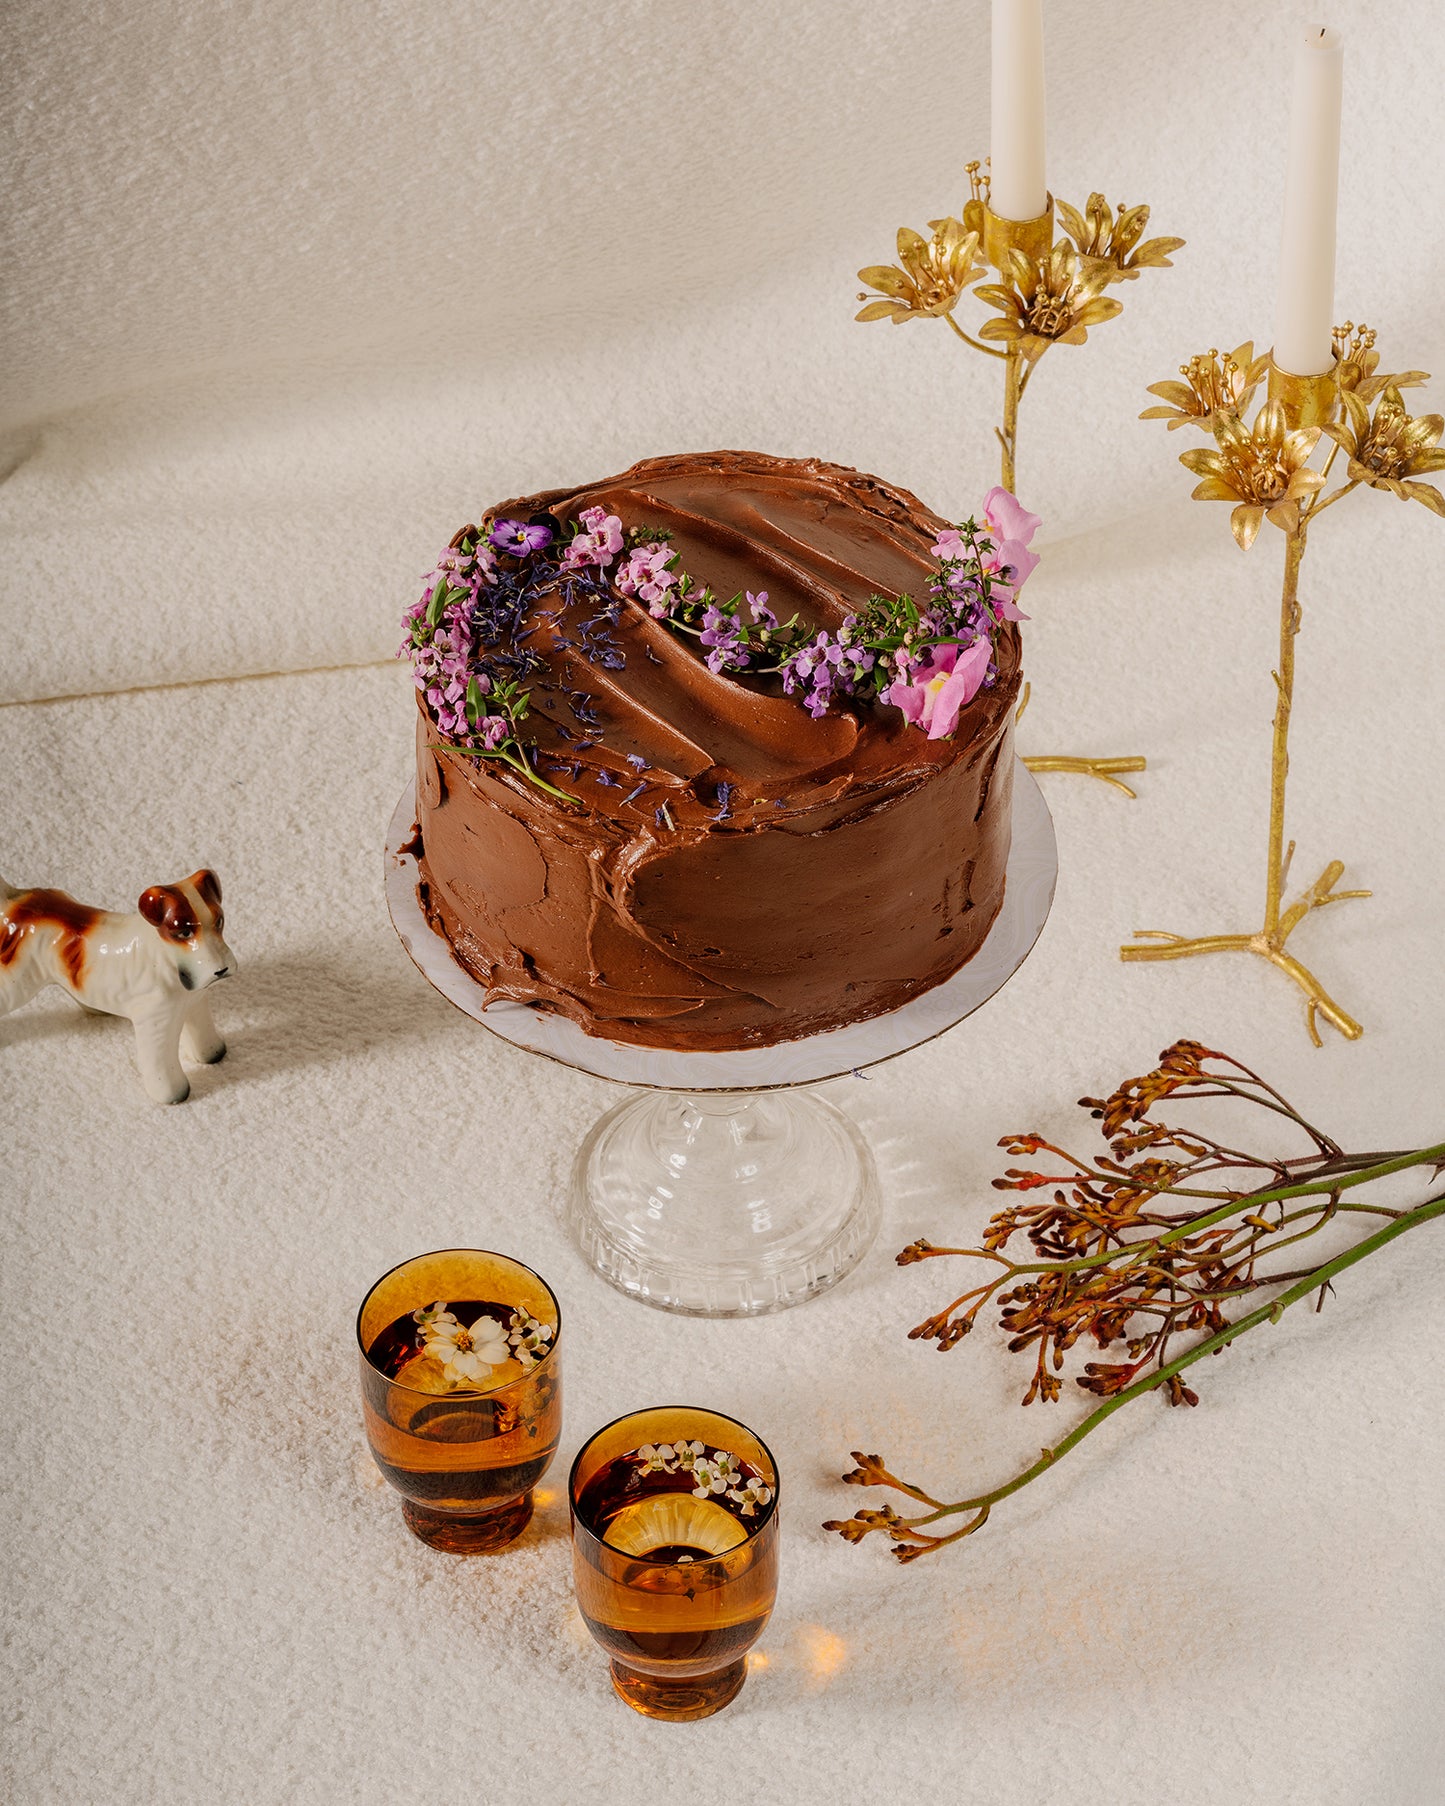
(990, 0, 1047, 222)
(1274, 26, 1344, 377)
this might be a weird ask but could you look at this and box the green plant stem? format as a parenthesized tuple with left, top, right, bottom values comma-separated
(971, 1143, 1445, 1283)
(431, 741, 579, 806)
(889, 1184, 1445, 1550)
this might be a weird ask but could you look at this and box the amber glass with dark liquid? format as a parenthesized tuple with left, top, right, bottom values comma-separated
(357, 1250, 561, 1553)
(570, 1407, 779, 1720)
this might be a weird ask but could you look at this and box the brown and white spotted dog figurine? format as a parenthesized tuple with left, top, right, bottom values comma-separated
(0, 869, 235, 1104)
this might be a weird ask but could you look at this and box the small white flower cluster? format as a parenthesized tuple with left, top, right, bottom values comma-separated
(631, 1441, 775, 1517)
(506, 1308, 554, 1372)
(410, 1301, 553, 1389)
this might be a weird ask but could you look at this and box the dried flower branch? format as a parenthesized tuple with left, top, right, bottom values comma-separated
(825, 1040, 1445, 1561)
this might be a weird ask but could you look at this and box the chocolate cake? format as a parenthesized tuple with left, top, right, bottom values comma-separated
(402, 451, 1027, 1051)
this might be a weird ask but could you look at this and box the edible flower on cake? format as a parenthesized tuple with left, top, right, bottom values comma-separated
(398, 479, 1040, 802)
(885, 638, 995, 740)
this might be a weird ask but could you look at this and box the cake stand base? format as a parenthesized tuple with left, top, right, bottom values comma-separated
(564, 1088, 881, 1317)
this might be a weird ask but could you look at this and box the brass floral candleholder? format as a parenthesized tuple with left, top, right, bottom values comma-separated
(1122, 326, 1444, 1043)
(857, 162, 1184, 796)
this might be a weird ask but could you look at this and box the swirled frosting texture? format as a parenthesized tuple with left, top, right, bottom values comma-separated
(413, 451, 1020, 1049)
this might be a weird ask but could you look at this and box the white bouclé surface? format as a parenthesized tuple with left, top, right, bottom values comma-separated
(3, 3, 1445, 1801)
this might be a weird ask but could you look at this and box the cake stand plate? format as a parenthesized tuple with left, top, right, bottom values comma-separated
(385, 763, 1057, 1316)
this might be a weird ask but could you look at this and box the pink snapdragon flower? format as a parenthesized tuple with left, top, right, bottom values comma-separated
(982, 487, 1042, 547)
(562, 505, 625, 571)
(885, 636, 993, 740)
(616, 543, 678, 613)
(982, 486, 1041, 621)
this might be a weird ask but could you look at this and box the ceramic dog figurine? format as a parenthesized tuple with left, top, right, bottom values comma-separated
(0, 868, 235, 1104)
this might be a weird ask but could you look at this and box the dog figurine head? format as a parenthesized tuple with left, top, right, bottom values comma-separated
(137, 869, 235, 992)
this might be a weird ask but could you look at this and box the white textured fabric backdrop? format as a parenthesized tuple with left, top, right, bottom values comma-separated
(3, 3, 1443, 1802)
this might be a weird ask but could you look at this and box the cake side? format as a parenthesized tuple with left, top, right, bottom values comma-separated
(404, 450, 1031, 1051)
(414, 705, 1015, 1050)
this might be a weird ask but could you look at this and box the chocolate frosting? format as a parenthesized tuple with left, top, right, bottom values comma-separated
(413, 450, 1020, 1050)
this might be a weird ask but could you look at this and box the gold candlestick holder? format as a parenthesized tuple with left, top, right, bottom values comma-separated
(1123, 326, 1444, 1043)
(856, 162, 1184, 797)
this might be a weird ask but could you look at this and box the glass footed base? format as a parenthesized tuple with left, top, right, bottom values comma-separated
(564, 1088, 881, 1317)
(610, 1656, 749, 1720)
(400, 1490, 534, 1554)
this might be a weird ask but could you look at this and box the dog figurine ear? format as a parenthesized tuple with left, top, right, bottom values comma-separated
(190, 869, 222, 911)
(138, 886, 170, 928)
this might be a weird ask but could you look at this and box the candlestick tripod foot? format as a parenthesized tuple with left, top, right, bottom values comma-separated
(1022, 753, 1146, 799)
(1120, 855, 1370, 1046)
(1015, 685, 1147, 798)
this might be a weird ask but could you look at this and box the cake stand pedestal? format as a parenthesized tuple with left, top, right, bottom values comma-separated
(385, 765, 1057, 1318)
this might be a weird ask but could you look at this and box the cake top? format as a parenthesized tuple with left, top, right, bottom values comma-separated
(400, 451, 1036, 822)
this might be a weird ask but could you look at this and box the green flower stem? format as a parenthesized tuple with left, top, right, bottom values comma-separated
(987, 1144, 1445, 1281)
(918, 1158, 1425, 1307)
(430, 741, 579, 807)
(893, 1182, 1445, 1551)
(491, 747, 580, 805)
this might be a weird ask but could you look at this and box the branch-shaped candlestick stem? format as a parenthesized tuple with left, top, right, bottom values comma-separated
(979, 197, 1054, 493)
(857, 162, 1183, 798)
(1123, 330, 1445, 1043)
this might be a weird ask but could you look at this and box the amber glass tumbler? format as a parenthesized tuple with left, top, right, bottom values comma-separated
(357, 1249, 562, 1553)
(569, 1406, 779, 1720)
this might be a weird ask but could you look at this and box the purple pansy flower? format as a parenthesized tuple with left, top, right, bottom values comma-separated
(490, 519, 554, 556)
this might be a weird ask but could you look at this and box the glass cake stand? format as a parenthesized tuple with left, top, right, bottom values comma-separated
(384, 766, 1057, 1318)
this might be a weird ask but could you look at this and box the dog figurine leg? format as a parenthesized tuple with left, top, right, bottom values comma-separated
(131, 1002, 192, 1105)
(180, 994, 226, 1066)
(0, 961, 48, 1019)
